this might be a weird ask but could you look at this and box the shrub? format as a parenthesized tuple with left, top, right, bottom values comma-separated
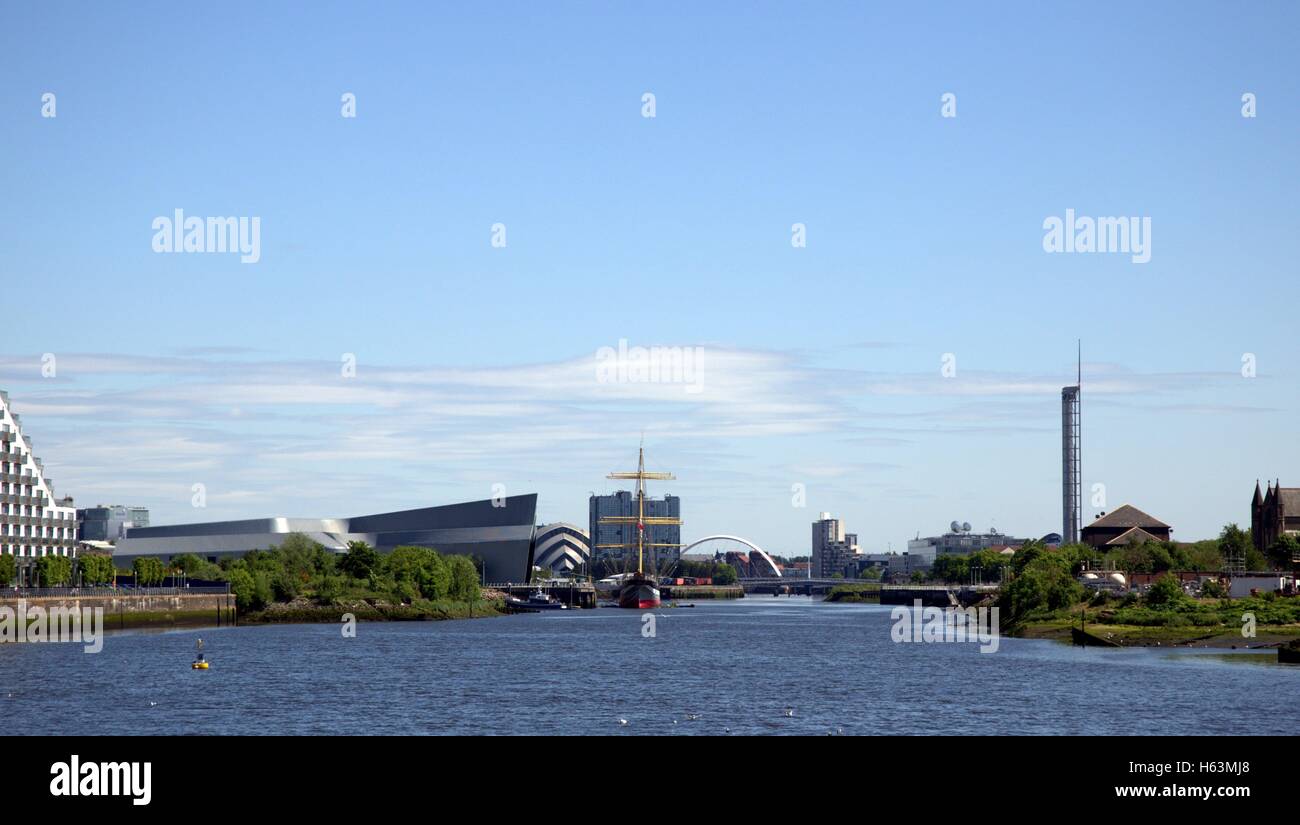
(339, 542, 380, 579)
(1199, 578, 1227, 599)
(313, 575, 346, 605)
(1144, 574, 1186, 608)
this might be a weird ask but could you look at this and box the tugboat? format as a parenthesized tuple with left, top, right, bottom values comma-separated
(523, 588, 569, 610)
(600, 444, 675, 610)
(505, 587, 570, 612)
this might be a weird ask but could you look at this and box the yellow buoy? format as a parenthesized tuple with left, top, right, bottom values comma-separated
(192, 661, 209, 670)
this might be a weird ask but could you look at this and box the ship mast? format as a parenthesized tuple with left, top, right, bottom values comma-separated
(599, 443, 680, 576)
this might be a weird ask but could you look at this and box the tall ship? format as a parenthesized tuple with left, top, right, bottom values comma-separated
(598, 445, 681, 609)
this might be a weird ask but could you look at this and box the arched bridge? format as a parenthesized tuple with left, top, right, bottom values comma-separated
(680, 535, 782, 578)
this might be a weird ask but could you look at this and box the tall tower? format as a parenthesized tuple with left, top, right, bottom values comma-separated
(1061, 343, 1081, 545)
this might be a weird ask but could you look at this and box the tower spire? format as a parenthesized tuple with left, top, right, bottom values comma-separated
(1061, 344, 1082, 544)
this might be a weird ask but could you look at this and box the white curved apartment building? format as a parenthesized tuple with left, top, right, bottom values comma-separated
(0, 390, 77, 563)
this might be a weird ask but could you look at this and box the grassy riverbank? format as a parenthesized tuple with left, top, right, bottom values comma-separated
(824, 583, 881, 603)
(662, 585, 744, 600)
(1011, 597, 1300, 648)
(239, 595, 507, 624)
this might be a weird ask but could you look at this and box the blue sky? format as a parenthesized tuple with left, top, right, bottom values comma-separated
(1, 2, 1297, 553)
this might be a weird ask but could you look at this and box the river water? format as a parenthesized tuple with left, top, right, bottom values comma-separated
(2, 597, 1293, 735)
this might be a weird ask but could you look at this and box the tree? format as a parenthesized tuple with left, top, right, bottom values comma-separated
(168, 553, 223, 580)
(386, 546, 452, 601)
(0, 553, 15, 586)
(1011, 541, 1046, 575)
(447, 555, 480, 601)
(999, 550, 1083, 622)
(1145, 573, 1186, 607)
(34, 554, 73, 586)
(273, 533, 332, 582)
(931, 555, 969, 583)
(132, 556, 166, 586)
(79, 554, 116, 585)
(1106, 541, 1172, 575)
(711, 564, 738, 585)
(226, 566, 272, 611)
(338, 541, 380, 580)
(1218, 523, 1251, 569)
(1266, 535, 1300, 570)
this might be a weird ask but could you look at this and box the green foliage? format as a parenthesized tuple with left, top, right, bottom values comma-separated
(386, 545, 452, 601)
(447, 555, 480, 601)
(78, 554, 116, 585)
(206, 533, 484, 612)
(1105, 541, 1166, 574)
(34, 554, 73, 586)
(132, 556, 166, 585)
(1054, 543, 1097, 575)
(1105, 593, 1300, 629)
(0, 553, 17, 585)
(1167, 540, 1221, 571)
(272, 533, 335, 581)
(313, 574, 347, 605)
(711, 564, 738, 585)
(674, 559, 739, 585)
(931, 554, 968, 583)
(1199, 578, 1227, 599)
(225, 563, 273, 611)
(338, 541, 380, 579)
(225, 567, 255, 610)
(1218, 523, 1254, 568)
(934, 549, 1012, 583)
(999, 547, 1084, 622)
(1267, 534, 1300, 569)
(1144, 573, 1187, 607)
(1011, 541, 1045, 575)
(826, 582, 879, 603)
(168, 553, 224, 580)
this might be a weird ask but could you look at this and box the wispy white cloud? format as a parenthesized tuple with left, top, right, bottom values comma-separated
(0, 348, 1275, 527)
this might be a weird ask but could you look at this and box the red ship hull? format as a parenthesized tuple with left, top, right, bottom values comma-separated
(618, 575, 661, 609)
